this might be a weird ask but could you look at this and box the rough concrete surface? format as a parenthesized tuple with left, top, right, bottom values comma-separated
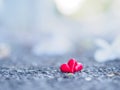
(0, 46, 120, 90)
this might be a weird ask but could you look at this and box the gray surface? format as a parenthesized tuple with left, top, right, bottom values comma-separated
(0, 47, 120, 90)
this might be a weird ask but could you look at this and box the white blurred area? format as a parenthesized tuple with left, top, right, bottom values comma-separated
(0, 0, 120, 55)
(54, 0, 85, 16)
(94, 36, 120, 62)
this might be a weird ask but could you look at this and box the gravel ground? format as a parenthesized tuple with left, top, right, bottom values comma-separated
(0, 46, 120, 90)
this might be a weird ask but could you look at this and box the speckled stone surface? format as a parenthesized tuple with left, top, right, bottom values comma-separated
(0, 46, 120, 90)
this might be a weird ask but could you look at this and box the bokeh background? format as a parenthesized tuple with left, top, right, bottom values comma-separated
(0, 1, 120, 90)
(0, 0, 120, 57)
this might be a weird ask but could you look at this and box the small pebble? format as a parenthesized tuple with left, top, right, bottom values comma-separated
(85, 77, 92, 81)
(107, 73, 115, 77)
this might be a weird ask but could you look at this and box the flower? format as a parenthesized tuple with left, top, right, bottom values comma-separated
(94, 36, 120, 62)
(60, 58, 83, 73)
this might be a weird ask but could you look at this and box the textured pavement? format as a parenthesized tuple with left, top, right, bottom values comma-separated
(0, 47, 120, 90)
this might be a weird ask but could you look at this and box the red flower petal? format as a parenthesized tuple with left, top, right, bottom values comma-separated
(60, 58, 83, 73)
(75, 63, 83, 72)
(68, 58, 77, 73)
(60, 64, 70, 72)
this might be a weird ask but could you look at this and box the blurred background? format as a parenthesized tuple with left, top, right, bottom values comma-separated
(0, 0, 120, 58)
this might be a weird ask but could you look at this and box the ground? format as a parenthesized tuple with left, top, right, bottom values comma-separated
(0, 46, 120, 90)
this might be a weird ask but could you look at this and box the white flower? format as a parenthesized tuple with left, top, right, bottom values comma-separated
(94, 36, 120, 62)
